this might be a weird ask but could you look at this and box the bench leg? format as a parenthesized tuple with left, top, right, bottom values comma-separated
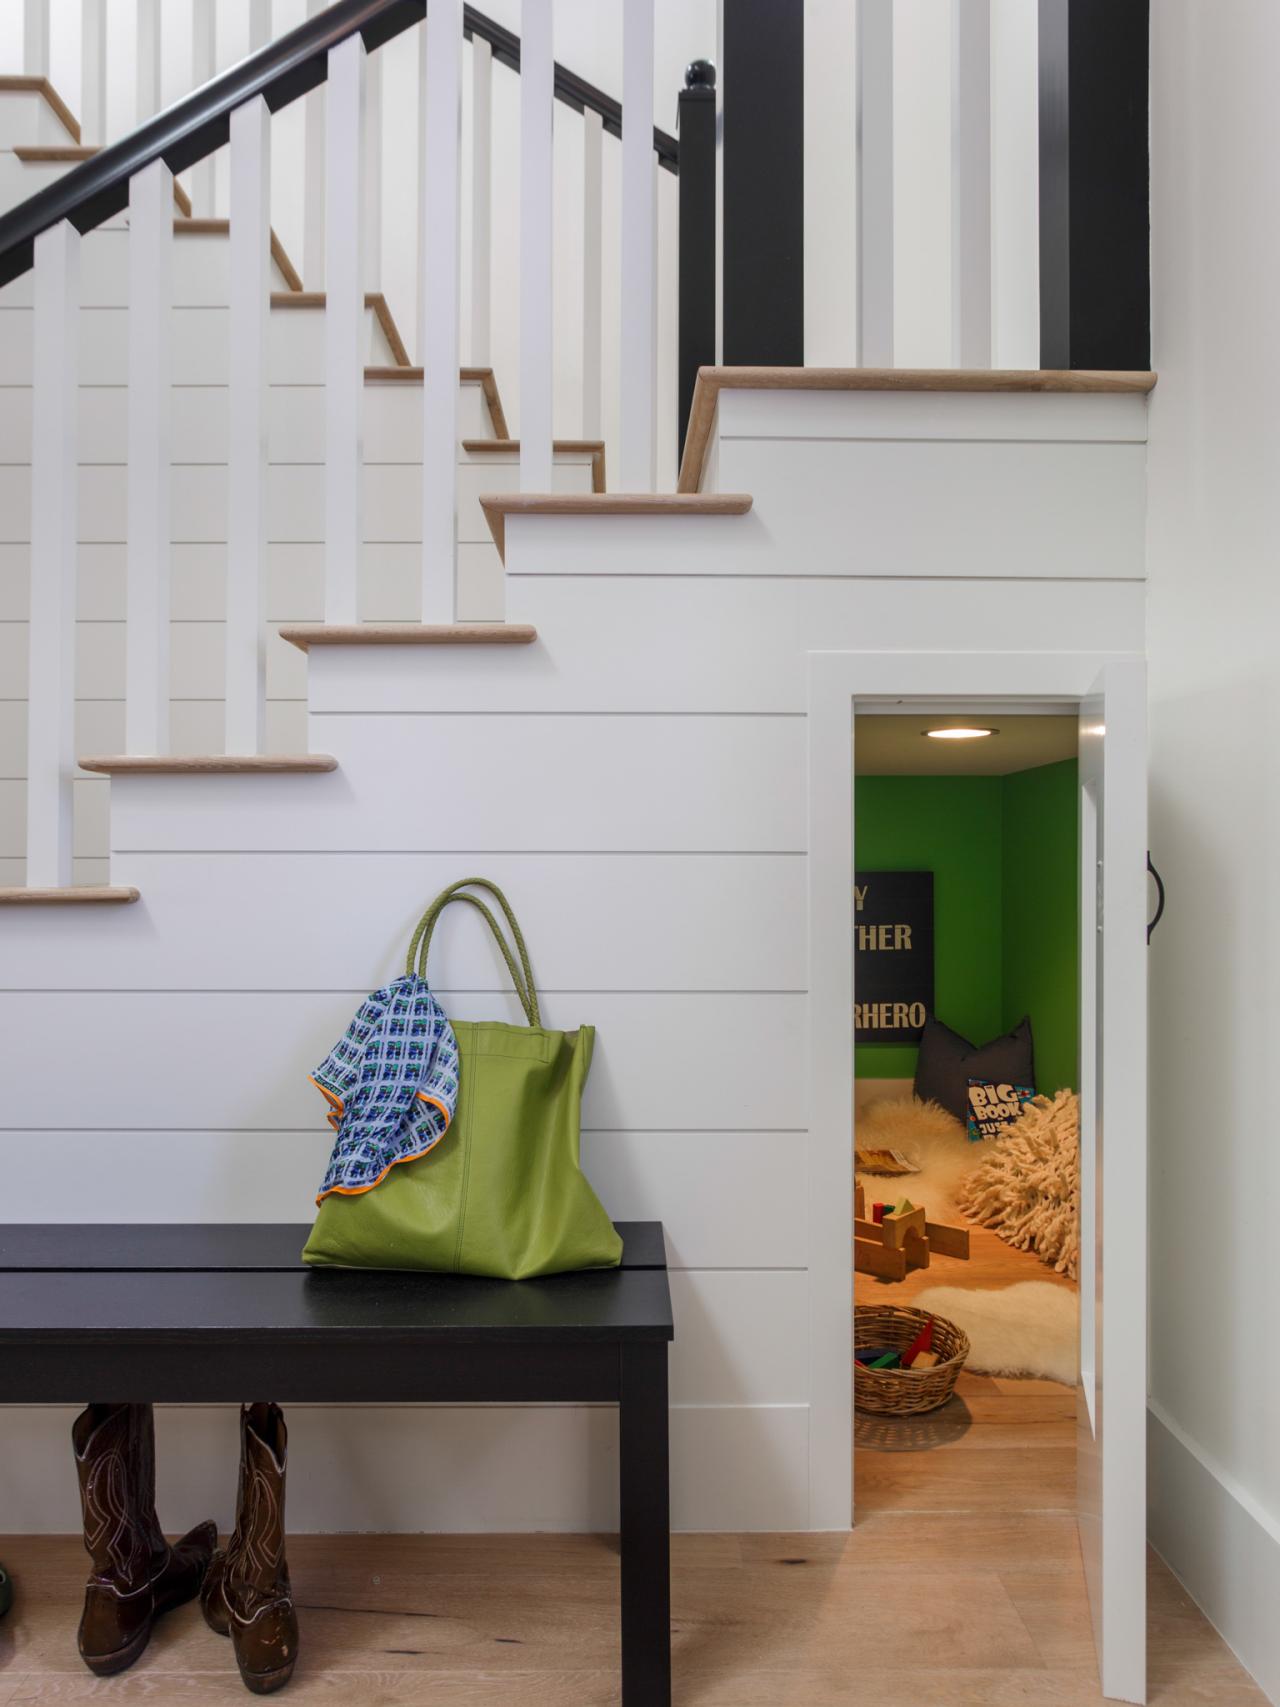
(619, 1341, 671, 1706)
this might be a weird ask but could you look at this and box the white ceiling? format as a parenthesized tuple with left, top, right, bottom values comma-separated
(854, 714, 1079, 776)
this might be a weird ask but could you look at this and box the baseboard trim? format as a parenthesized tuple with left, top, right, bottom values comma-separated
(1148, 1400, 1280, 1704)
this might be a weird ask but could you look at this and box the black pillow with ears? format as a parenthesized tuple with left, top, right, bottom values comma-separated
(912, 1014, 1036, 1125)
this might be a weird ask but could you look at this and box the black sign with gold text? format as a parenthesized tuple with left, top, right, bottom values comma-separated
(854, 871, 935, 1043)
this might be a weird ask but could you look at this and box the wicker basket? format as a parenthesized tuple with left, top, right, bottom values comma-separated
(854, 1304, 969, 1416)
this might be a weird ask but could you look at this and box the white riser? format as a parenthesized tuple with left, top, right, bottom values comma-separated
(349, 573, 1145, 715)
(0, 989, 805, 1134)
(0, 702, 310, 780)
(0, 459, 586, 547)
(0, 227, 295, 309)
(0, 775, 109, 860)
(0, 1401, 810, 1534)
(0, 1127, 808, 1272)
(0, 539, 505, 623)
(0, 303, 395, 384)
(106, 717, 807, 853)
(0, 99, 78, 151)
(0, 851, 806, 993)
(0, 381, 497, 464)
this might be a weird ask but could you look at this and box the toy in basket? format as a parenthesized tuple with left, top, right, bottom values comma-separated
(854, 1304, 969, 1416)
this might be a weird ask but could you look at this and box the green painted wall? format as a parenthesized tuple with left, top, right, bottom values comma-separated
(854, 761, 1079, 1093)
(1001, 758, 1079, 1095)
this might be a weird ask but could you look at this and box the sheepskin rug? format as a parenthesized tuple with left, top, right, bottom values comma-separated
(958, 1089, 1080, 1279)
(855, 1095, 985, 1225)
(912, 1281, 1079, 1384)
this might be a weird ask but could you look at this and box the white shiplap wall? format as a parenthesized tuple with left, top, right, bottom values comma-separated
(0, 385, 1148, 1533)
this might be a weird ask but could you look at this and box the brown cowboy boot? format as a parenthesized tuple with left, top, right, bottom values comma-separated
(202, 1403, 298, 1694)
(73, 1402, 217, 1675)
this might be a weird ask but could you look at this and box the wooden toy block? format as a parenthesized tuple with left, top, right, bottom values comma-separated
(924, 1220, 970, 1260)
(854, 1200, 970, 1282)
(854, 1238, 907, 1282)
(881, 1205, 926, 1250)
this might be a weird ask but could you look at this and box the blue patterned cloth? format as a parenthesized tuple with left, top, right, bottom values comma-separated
(312, 975, 460, 1201)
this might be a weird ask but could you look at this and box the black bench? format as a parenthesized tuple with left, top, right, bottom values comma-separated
(0, 1221, 673, 1706)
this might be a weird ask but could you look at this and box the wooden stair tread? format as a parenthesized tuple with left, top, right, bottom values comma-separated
(271, 291, 409, 366)
(0, 886, 139, 905)
(0, 76, 80, 143)
(14, 145, 192, 216)
(479, 492, 753, 561)
(462, 439, 605, 492)
(366, 366, 510, 439)
(77, 755, 337, 775)
(176, 219, 303, 292)
(280, 623, 537, 651)
(677, 364, 1160, 493)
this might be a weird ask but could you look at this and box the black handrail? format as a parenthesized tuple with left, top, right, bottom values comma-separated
(0, 0, 678, 290)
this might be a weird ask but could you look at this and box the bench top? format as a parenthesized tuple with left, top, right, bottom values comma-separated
(0, 1222, 672, 1346)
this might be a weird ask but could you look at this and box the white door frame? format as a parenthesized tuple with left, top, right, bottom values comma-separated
(805, 649, 1144, 1531)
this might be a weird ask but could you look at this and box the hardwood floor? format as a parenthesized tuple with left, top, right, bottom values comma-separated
(0, 1500, 1264, 1705)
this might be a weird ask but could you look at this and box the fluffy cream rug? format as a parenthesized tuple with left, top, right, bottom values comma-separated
(855, 1095, 988, 1226)
(913, 1281, 1079, 1385)
(958, 1089, 1080, 1279)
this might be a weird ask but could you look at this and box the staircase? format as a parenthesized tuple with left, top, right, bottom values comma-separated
(0, 0, 1156, 1554)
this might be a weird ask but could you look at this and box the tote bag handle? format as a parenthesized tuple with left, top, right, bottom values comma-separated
(406, 879, 541, 1028)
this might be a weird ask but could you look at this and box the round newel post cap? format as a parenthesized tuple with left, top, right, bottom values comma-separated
(684, 59, 717, 93)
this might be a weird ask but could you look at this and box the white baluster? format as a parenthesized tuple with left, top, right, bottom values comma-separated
(364, 49, 384, 293)
(23, 0, 49, 77)
(620, 0, 655, 491)
(422, 0, 462, 622)
(249, 0, 272, 50)
(226, 96, 272, 754)
(81, 0, 107, 146)
(304, 0, 326, 287)
(520, 0, 554, 490)
(416, 17, 428, 360)
(136, 0, 161, 123)
(26, 222, 79, 889)
(470, 35, 493, 365)
(325, 35, 366, 623)
(952, 0, 992, 367)
(125, 159, 173, 756)
(581, 107, 602, 441)
(191, 0, 217, 214)
(856, 0, 894, 366)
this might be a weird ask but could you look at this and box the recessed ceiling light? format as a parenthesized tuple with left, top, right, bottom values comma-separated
(922, 726, 998, 741)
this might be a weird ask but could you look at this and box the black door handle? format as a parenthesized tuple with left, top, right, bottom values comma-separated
(1147, 854, 1165, 943)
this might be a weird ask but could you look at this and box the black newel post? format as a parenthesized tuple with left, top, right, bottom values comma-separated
(1038, 0, 1150, 370)
(722, 0, 804, 367)
(678, 58, 717, 455)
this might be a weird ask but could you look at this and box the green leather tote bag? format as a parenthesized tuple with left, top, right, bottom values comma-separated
(303, 880, 623, 1279)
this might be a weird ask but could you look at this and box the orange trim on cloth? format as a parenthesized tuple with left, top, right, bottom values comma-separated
(310, 1075, 345, 1116)
(313, 1112, 452, 1205)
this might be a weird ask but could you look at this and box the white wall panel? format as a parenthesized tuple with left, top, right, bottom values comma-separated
(716, 386, 1150, 444)
(108, 715, 806, 853)
(668, 1272, 808, 1405)
(0, 1401, 807, 1534)
(0, 1127, 806, 1270)
(0, 851, 805, 992)
(0, 991, 805, 1134)
(322, 574, 1149, 714)
(0, 304, 392, 387)
(713, 437, 1146, 581)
